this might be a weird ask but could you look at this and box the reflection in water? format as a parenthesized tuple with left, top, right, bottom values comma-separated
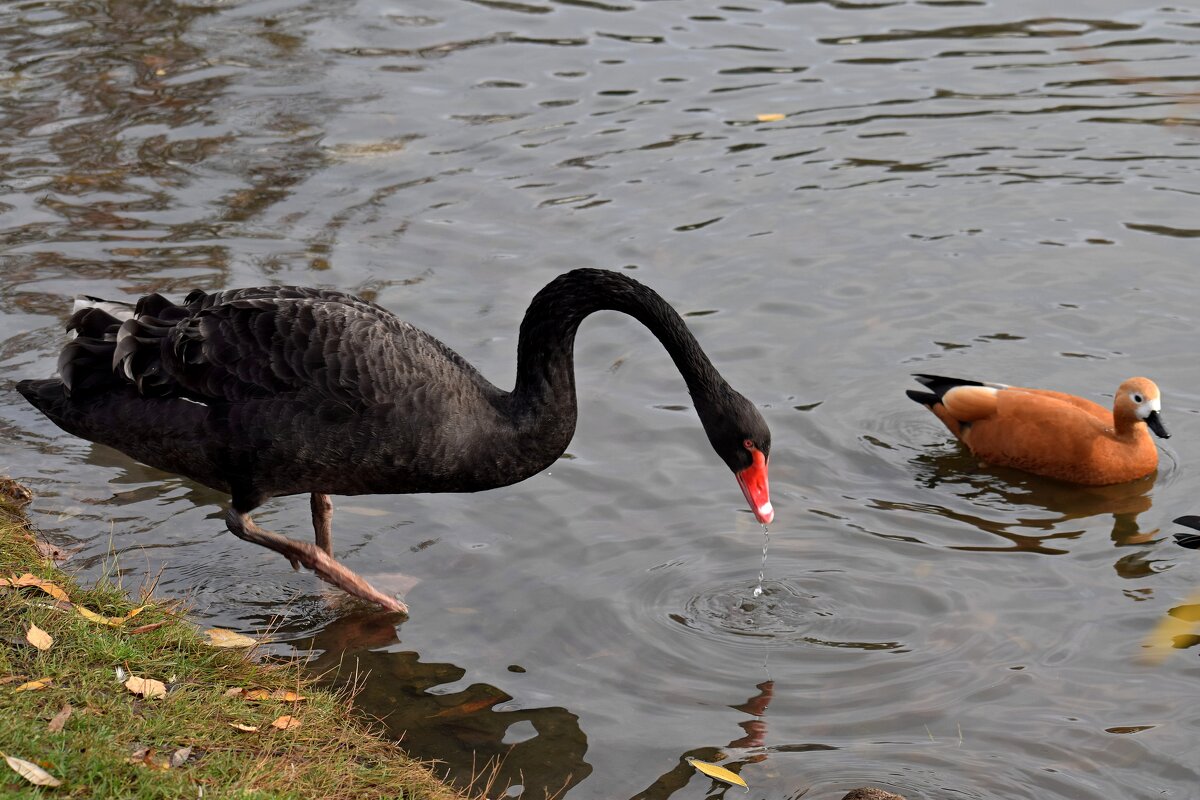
(887, 448, 1159, 559)
(630, 678, 774, 800)
(295, 613, 591, 800)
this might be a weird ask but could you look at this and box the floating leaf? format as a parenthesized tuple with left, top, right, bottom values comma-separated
(204, 628, 258, 648)
(125, 675, 167, 699)
(2, 752, 62, 787)
(756, 113, 785, 122)
(687, 758, 749, 791)
(47, 704, 73, 733)
(1142, 589, 1200, 663)
(271, 715, 302, 730)
(14, 678, 52, 692)
(25, 624, 53, 652)
(229, 722, 259, 732)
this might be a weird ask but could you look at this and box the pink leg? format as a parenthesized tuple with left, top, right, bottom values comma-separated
(310, 493, 333, 556)
(225, 508, 407, 613)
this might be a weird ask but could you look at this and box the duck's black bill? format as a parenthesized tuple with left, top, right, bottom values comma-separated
(1146, 410, 1169, 439)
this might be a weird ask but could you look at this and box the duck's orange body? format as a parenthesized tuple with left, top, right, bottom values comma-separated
(907, 375, 1169, 485)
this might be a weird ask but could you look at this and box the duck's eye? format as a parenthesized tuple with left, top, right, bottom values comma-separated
(743, 439, 755, 451)
(1133, 393, 1144, 404)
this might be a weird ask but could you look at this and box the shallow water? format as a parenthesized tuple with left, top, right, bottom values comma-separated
(3, 0, 1200, 797)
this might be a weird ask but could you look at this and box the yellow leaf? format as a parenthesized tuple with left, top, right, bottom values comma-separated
(1142, 590, 1200, 663)
(2, 752, 62, 787)
(271, 714, 302, 730)
(76, 605, 119, 626)
(204, 628, 259, 648)
(755, 113, 785, 122)
(241, 688, 306, 702)
(25, 624, 53, 652)
(687, 758, 749, 791)
(229, 722, 259, 732)
(14, 678, 52, 692)
(125, 675, 167, 699)
(77, 604, 146, 626)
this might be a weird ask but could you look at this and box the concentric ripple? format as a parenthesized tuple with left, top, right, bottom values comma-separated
(671, 577, 830, 641)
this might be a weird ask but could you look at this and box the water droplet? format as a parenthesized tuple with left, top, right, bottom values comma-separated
(754, 528, 770, 598)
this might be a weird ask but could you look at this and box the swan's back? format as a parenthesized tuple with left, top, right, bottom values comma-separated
(19, 287, 512, 501)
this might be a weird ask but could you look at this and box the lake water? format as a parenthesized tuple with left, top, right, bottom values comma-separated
(3, 0, 1200, 797)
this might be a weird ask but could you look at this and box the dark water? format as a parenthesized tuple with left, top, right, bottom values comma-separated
(4, 0, 1200, 797)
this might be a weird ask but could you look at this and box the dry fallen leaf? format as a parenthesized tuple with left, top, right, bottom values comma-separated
(47, 704, 73, 733)
(76, 605, 117, 626)
(128, 621, 169, 635)
(25, 624, 53, 652)
(271, 714, 302, 730)
(687, 757, 749, 791)
(77, 604, 147, 627)
(169, 746, 192, 768)
(240, 688, 306, 702)
(204, 628, 258, 648)
(2, 573, 70, 602)
(125, 675, 167, 699)
(755, 113, 786, 122)
(127, 745, 169, 770)
(229, 722, 259, 732)
(2, 752, 62, 787)
(13, 678, 52, 692)
(0, 676, 27, 685)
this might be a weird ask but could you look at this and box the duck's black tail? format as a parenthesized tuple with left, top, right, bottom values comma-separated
(907, 374, 989, 407)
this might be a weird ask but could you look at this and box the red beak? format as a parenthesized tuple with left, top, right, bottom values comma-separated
(735, 449, 773, 525)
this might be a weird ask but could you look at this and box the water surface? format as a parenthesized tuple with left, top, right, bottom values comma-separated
(3, 0, 1200, 797)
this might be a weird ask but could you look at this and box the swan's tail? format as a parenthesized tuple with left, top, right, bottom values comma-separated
(72, 295, 136, 321)
(42, 294, 193, 397)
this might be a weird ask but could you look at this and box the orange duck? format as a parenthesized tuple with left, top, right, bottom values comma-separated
(907, 374, 1169, 485)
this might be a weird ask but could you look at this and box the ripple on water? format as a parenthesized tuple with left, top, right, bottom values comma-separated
(661, 572, 917, 653)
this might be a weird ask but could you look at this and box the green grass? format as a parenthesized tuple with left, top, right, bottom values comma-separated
(0, 483, 466, 799)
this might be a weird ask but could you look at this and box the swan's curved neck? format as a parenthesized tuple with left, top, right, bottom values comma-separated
(510, 269, 727, 451)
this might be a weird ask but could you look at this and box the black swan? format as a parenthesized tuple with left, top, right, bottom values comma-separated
(18, 268, 773, 612)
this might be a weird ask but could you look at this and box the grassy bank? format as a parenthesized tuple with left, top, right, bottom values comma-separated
(0, 479, 466, 799)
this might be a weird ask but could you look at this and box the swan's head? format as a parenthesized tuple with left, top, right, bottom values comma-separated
(1116, 377, 1168, 439)
(702, 390, 774, 525)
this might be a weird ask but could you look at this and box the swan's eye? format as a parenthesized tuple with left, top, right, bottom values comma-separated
(743, 439, 755, 451)
(1133, 393, 1144, 404)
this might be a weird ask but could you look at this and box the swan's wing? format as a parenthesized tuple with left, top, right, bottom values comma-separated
(103, 287, 481, 405)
